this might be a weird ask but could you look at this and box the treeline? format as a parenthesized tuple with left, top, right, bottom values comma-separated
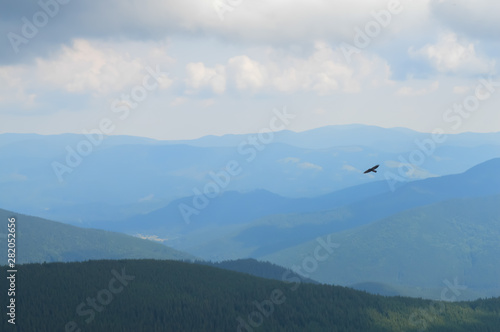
(1, 259, 500, 331)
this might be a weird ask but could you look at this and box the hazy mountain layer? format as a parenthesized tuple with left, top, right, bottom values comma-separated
(174, 158, 500, 261)
(1, 126, 499, 224)
(0, 208, 195, 264)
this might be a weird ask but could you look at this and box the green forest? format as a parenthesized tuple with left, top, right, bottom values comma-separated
(2, 259, 500, 331)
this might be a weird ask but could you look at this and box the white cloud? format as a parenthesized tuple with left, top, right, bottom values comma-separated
(2, 0, 500, 138)
(185, 42, 391, 96)
(385, 160, 436, 179)
(342, 164, 360, 172)
(409, 33, 495, 74)
(35, 39, 174, 95)
(185, 62, 226, 94)
(37, 40, 142, 94)
(278, 157, 322, 170)
(0, 172, 28, 182)
(268, 41, 389, 95)
(228, 56, 268, 92)
(397, 80, 439, 96)
(0, 71, 36, 109)
(280, 157, 301, 164)
(298, 162, 323, 171)
(138, 194, 154, 202)
(0, 38, 176, 116)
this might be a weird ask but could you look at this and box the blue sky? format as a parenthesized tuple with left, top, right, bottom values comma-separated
(1, 0, 499, 139)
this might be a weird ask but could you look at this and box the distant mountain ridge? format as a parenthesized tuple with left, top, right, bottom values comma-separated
(156, 158, 500, 261)
(103, 180, 391, 235)
(1, 125, 499, 224)
(131, 124, 500, 151)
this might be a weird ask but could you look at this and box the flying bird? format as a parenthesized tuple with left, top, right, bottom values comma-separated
(364, 164, 379, 174)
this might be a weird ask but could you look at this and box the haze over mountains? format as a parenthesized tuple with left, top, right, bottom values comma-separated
(1, 125, 500, 301)
(77, 158, 500, 264)
(1, 125, 499, 225)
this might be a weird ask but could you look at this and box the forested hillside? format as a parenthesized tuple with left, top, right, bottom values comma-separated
(2, 259, 499, 331)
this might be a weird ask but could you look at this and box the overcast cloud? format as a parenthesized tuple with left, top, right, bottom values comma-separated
(1, 0, 499, 139)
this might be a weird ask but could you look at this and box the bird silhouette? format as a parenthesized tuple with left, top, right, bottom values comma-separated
(364, 164, 379, 174)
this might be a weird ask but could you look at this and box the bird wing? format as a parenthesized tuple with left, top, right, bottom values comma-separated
(364, 165, 379, 173)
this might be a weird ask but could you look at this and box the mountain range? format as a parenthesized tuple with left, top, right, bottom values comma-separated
(125, 158, 500, 261)
(1, 126, 499, 301)
(1, 125, 499, 225)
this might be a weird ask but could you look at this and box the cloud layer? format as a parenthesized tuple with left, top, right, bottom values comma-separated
(1, 0, 499, 138)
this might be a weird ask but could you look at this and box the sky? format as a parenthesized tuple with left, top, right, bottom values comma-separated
(0, 0, 499, 140)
